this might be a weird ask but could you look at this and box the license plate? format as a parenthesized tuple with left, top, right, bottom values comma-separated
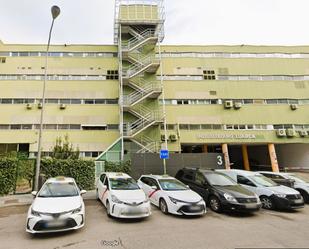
(245, 203, 258, 209)
(45, 220, 66, 228)
(294, 199, 303, 204)
(190, 205, 202, 211)
(126, 207, 142, 214)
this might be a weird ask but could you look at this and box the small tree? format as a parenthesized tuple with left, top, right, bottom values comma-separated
(51, 134, 80, 159)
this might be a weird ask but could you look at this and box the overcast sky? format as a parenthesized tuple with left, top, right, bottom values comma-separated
(0, 0, 309, 45)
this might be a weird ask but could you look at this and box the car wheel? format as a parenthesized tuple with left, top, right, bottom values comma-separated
(209, 196, 222, 213)
(159, 198, 168, 214)
(106, 201, 112, 217)
(260, 196, 274, 210)
(297, 189, 309, 203)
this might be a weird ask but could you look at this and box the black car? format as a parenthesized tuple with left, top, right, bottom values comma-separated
(175, 168, 262, 213)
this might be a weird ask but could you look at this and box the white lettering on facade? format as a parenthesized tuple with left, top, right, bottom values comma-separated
(197, 134, 256, 139)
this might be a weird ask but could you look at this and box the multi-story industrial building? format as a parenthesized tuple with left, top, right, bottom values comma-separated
(0, 0, 308, 171)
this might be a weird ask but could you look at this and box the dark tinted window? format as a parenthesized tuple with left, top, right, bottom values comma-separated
(183, 171, 194, 181)
(237, 175, 256, 186)
(141, 177, 150, 185)
(195, 172, 206, 185)
(100, 174, 106, 183)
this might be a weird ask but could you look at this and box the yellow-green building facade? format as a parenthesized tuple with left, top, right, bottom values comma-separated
(0, 0, 308, 171)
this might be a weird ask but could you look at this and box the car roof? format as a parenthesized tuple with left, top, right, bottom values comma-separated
(102, 172, 131, 178)
(140, 174, 175, 180)
(258, 171, 280, 175)
(217, 169, 261, 176)
(46, 176, 75, 183)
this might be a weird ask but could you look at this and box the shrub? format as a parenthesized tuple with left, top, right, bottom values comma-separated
(104, 160, 131, 174)
(41, 159, 95, 190)
(0, 158, 18, 195)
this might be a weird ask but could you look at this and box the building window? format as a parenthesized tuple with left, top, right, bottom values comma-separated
(203, 70, 216, 80)
(106, 70, 119, 80)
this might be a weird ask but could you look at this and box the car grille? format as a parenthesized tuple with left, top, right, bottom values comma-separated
(123, 201, 143, 206)
(33, 218, 77, 231)
(286, 194, 302, 200)
(178, 205, 205, 214)
(236, 197, 257, 204)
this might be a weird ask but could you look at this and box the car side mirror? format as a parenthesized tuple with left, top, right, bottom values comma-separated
(186, 185, 190, 189)
(31, 191, 38, 197)
(80, 190, 87, 195)
(151, 186, 157, 190)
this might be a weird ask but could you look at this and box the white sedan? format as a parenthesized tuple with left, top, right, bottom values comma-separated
(26, 177, 86, 234)
(96, 172, 151, 218)
(137, 175, 206, 216)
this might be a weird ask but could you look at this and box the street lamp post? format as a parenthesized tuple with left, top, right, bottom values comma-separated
(34, 6, 61, 191)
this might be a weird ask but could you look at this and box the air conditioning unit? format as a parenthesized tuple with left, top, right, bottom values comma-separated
(60, 104, 66, 109)
(290, 104, 298, 110)
(276, 129, 286, 137)
(37, 103, 43, 109)
(161, 134, 167, 141)
(299, 130, 308, 137)
(286, 129, 296, 137)
(26, 103, 32, 110)
(169, 134, 177, 142)
(234, 102, 242, 109)
(224, 100, 233, 109)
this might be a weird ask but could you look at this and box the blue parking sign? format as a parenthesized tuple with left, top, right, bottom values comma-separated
(160, 149, 169, 159)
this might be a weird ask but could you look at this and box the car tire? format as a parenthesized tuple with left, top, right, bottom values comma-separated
(159, 198, 168, 215)
(260, 196, 274, 210)
(208, 196, 222, 213)
(106, 201, 112, 217)
(297, 189, 309, 203)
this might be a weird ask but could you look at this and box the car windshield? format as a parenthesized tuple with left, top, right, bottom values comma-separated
(38, 182, 79, 197)
(288, 174, 309, 184)
(204, 173, 237, 186)
(249, 174, 278, 187)
(109, 178, 140, 190)
(158, 179, 188, 191)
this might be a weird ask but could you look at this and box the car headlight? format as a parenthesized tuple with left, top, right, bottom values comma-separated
(111, 195, 123, 204)
(223, 193, 237, 202)
(31, 208, 41, 217)
(169, 196, 180, 204)
(71, 205, 82, 214)
(276, 194, 286, 198)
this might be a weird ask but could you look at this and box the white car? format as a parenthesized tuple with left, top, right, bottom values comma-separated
(26, 177, 86, 234)
(259, 171, 309, 203)
(96, 172, 151, 218)
(137, 175, 206, 216)
(217, 169, 304, 210)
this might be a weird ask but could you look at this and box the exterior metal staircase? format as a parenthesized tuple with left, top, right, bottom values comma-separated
(115, 0, 165, 155)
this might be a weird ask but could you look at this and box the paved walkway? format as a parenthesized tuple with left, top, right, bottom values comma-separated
(0, 190, 96, 208)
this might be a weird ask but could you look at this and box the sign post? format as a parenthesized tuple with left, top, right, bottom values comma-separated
(160, 149, 169, 175)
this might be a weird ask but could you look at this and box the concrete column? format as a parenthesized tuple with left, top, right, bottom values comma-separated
(242, 145, 250, 171)
(202, 144, 208, 153)
(268, 144, 279, 172)
(222, 144, 230, 169)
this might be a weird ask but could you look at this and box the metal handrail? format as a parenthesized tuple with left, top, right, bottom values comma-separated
(122, 29, 157, 50)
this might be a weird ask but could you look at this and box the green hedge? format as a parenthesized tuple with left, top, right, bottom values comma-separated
(41, 159, 95, 190)
(104, 160, 131, 174)
(0, 158, 18, 195)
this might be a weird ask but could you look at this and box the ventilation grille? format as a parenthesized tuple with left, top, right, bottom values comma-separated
(294, 82, 306, 89)
(218, 68, 229, 75)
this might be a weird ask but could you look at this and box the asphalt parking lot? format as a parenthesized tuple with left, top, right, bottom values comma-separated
(0, 200, 309, 249)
